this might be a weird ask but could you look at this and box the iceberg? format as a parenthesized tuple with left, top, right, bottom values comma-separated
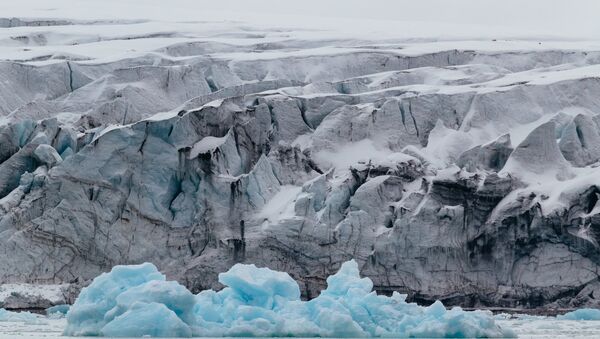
(64, 263, 172, 336)
(65, 260, 515, 337)
(558, 308, 600, 320)
(46, 304, 70, 316)
(0, 308, 42, 324)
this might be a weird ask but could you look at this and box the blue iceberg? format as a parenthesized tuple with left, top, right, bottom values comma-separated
(46, 304, 71, 316)
(65, 260, 515, 337)
(558, 308, 600, 320)
(0, 308, 42, 324)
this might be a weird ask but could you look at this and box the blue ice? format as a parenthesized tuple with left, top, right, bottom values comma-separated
(559, 308, 600, 320)
(46, 304, 70, 316)
(64, 260, 515, 337)
(0, 308, 42, 324)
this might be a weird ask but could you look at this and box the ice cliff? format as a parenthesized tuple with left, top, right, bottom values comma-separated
(64, 260, 514, 337)
(1, 2, 600, 311)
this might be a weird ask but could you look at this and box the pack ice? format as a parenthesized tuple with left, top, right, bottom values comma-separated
(64, 260, 514, 338)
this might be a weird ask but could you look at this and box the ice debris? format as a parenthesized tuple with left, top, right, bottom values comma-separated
(46, 304, 70, 316)
(0, 308, 43, 324)
(558, 308, 600, 320)
(65, 260, 515, 337)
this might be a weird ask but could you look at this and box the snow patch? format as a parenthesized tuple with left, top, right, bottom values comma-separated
(257, 185, 301, 224)
(313, 139, 413, 171)
(189, 136, 227, 158)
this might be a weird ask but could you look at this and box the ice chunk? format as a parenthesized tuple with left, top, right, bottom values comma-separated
(558, 308, 600, 320)
(65, 263, 198, 337)
(0, 308, 42, 324)
(101, 302, 193, 338)
(110, 280, 197, 326)
(218, 263, 301, 308)
(64, 263, 166, 336)
(46, 304, 70, 316)
(65, 260, 515, 338)
(321, 259, 373, 296)
(33, 144, 62, 167)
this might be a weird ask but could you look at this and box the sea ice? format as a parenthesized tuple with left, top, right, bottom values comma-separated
(65, 260, 515, 337)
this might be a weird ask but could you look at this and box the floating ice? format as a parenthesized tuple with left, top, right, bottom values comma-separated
(558, 308, 600, 320)
(63, 262, 178, 336)
(46, 304, 70, 316)
(65, 260, 515, 338)
(0, 308, 42, 324)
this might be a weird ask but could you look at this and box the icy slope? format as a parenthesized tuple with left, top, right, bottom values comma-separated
(1, 0, 600, 310)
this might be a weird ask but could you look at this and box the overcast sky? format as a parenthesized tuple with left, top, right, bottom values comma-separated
(2, 0, 599, 40)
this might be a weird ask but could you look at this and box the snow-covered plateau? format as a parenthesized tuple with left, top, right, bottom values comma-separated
(2, 1, 600, 334)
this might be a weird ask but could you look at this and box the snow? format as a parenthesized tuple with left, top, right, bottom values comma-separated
(2, 1, 600, 41)
(0, 0, 599, 65)
(424, 120, 474, 167)
(256, 185, 302, 223)
(189, 136, 227, 158)
(313, 139, 415, 171)
(64, 260, 514, 337)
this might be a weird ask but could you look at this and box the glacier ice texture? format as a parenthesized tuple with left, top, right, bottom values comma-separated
(2, 6, 600, 313)
(46, 304, 70, 316)
(64, 260, 514, 338)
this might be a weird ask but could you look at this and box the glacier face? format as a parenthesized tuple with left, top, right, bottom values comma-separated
(1, 5, 600, 312)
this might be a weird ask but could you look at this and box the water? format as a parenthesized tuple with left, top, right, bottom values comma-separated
(2, 317, 600, 338)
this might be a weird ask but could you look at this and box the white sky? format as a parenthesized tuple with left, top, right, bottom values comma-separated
(1, 0, 599, 40)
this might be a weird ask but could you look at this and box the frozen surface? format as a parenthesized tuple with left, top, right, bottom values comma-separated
(64, 260, 514, 337)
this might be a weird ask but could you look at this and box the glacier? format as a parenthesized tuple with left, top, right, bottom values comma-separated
(64, 260, 514, 338)
(1, 0, 600, 315)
